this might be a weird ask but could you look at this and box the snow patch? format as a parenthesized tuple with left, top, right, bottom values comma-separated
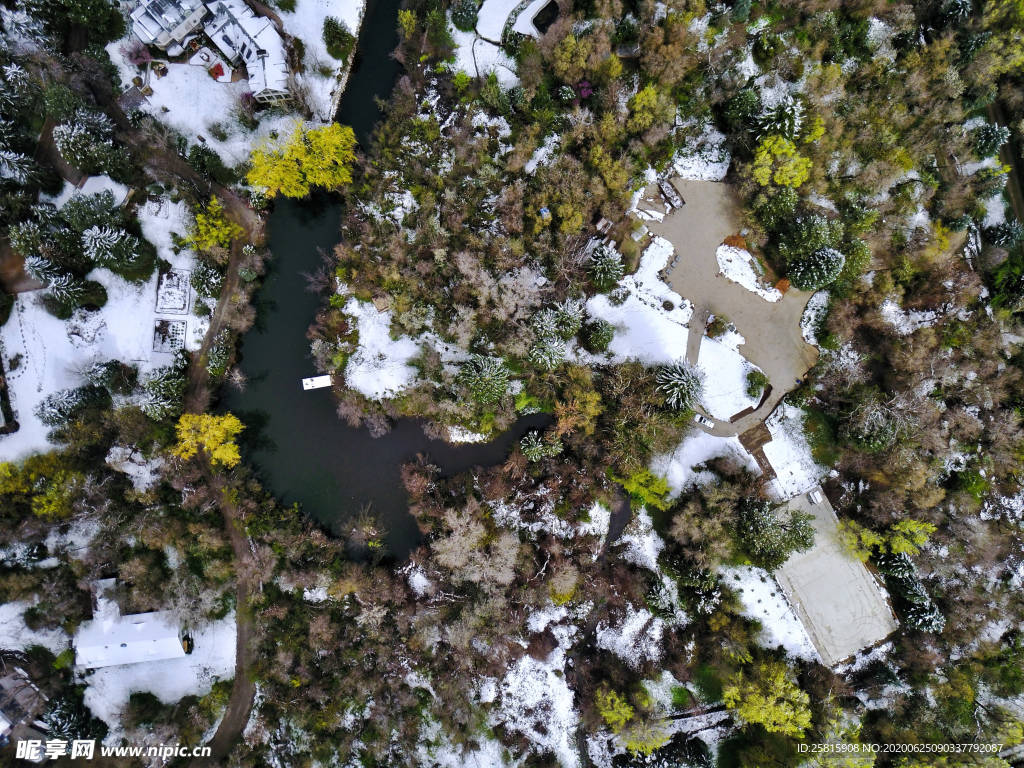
(0, 601, 68, 653)
(672, 121, 731, 181)
(596, 604, 665, 668)
(763, 405, 828, 498)
(652, 431, 759, 496)
(715, 245, 781, 302)
(105, 446, 164, 491)
(800, 291, 829, 345)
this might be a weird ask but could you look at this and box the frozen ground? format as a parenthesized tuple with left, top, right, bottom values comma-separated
(697, 336, 761, 421)
(476, 0, 520, 40)
(450, 27, 520, 87)
(0, 601, 68, 653)
(82, 612, 237, 736)
(652, 430, 759, 495)
(720, 565, 820, 662)
(672, 121, 730, 181)
(0, 199, 205, 462)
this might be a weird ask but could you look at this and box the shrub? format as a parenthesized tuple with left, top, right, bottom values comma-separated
(323, 16, 356, 61)
(553, 298, 584, 339)
(986, 221, 1024, 248)
(745, 370, 768, 398)
(528, 339, 564, 371)
(582, 319, 614, 353)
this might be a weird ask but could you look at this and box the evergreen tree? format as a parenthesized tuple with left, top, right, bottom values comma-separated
(451, 0, 478, 32)
(322, 16, 355, 60)
(81, 225, 138, 268)
(656, 360, 704, 410)
(788, 248, 845, 290)
(905, 600, 946, 633)
(528, 339, 564, 371)
(520, 431, 563, 462)
(553, 298, 584, 339)
(0, 148, 33, 182)
(756, 95, 805, 141)
(139, 364, 186, 420)
(532, 308, 559, 340)
(986, 220, 1024, 247)
(588, 244, 624, 290)
(739, 499, 815, 570)
(458, 354, 511, 404)
(975, 122, 1010, 157)
(24, 255, 62, 284)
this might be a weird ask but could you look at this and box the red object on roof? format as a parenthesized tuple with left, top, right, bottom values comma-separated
(209, 63, 225, 79)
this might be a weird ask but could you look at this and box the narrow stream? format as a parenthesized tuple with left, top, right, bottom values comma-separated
(222, 4, 547, 556)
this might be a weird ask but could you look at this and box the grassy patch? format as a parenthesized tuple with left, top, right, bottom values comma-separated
(804, 408, 840, 466)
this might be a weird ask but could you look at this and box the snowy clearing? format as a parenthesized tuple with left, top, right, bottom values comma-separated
(342, 298, 421, 400)
(476, 0, 520, 40)
(596, 604, 665, 669)
(652, 430, 759, 496)
(721, 565, 820, 662)
(697, 336, 761, 421)
(82, 612, 236, 735)
(763, 405, 828, 498)
(0, 199, 205, 462)
(715, 245, 781, 302)
(0, 601, 68, 653)
(879, 298, 937, 337)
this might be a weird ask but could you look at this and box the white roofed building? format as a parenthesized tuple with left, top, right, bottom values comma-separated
(73, 579, 187, 669)
(203, 0, 290, 104)
(130, 0, 209, 56)
(128, 0, 290, 104)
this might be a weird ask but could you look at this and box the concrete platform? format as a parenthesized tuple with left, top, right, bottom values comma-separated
(776, 488, 898, 666)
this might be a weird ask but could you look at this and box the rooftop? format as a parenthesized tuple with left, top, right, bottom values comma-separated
(73, 579, 186, 669)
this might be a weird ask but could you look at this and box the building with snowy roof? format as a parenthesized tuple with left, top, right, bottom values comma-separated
(0, 669, 47, 743)
(73, 579, 187, 669)
(130, 0, 209, 56)
(204, 0, 290, 104)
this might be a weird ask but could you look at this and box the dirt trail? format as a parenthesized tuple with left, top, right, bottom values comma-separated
(77, 62, 264, 764)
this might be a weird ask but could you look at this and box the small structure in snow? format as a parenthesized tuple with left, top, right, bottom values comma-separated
(302, 375, 332, 390)
(74, 579, 188, 669)
(0, 669, 48, 743)
(659, 180, 685, 209)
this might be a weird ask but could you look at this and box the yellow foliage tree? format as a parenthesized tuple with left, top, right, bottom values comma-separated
(627, 85, 663, 134)
(247, 122, 357, 199)
(173, 413, 245, 468)
(31, 471, 84, 520)
(190, 197, 243, 251)
(397, 9, 417, 40)
(752, 135, 812, 188)
(595, 687, 634, 732)
(722, 660, 812, 738)
(552, 35, 592, 82)
(839, 519, 936, 560)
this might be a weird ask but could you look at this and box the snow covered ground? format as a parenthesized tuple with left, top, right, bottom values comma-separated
(476, 0, 520, 40)
(586, 237, 761, 421)
(82, 612, 237, 736)
(0, 601, 69, 653)
(652, 430, 759, 495)
(277, 0, 365, 120)
(492, 610, 583, 768)
(715, 245, 781, 302)
(451, 27, 520, 87)
(342, 298, 421, 400)
(720, 565, 820, 662)
(0, 198, 205, 462)
(763, 404, 828, 498)
(673, 121, 731, 181)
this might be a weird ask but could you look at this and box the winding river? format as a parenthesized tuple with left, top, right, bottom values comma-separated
(223, 0, 548, 555)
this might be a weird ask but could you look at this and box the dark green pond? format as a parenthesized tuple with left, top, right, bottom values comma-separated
(223, 5, 549, 555)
